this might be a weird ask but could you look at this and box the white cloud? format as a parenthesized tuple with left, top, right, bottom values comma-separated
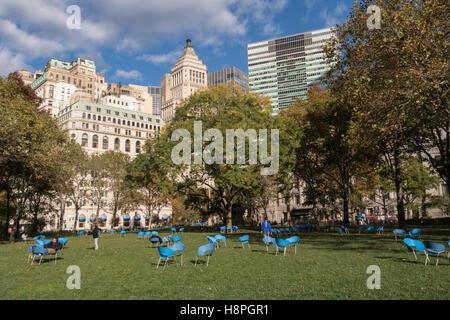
(138, 50, 183, 65)
(0, 47, 30, 76)
(115, 69, 143, 80)
(320, 2, 348, 27)
(0, 0, 289, 72)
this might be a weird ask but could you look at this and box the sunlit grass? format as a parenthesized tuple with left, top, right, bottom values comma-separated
(0, 226, 449, 300)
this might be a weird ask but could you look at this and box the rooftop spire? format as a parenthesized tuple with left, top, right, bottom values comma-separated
(185, 39, 192, 47)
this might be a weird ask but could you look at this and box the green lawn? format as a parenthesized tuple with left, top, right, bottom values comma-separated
(1, 227, 449, 300)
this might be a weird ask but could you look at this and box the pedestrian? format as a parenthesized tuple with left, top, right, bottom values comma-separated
(93, 225, 99, 250)
(261, 217, 271, 237)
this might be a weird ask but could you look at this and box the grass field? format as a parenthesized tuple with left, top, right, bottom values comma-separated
(1, 226, 449, 300)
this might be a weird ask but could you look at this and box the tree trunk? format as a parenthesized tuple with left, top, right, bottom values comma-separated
(393, 151, 406, 229)
(59, 193, 66, 233)
(73, 205, 80, 231)
(226, 204, 233, 232)
(343, 187, 350, 227)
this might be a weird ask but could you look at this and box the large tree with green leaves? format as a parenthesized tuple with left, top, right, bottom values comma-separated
(151, 84, 300, 229)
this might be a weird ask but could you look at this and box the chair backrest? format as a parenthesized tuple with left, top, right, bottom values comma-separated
(145, 231, 151, 236)
(276, 238, 290, 248)
(168, 243, 186, 253)
(377, 226, 384, 231)
(138, 232, 144, 237)
(409, 228, 422, 236)
(171, 228, 176, 232)
(206, 235, 217, 243)
(423, 241, 446, 252)
(172, 235, 182, 242)
(220, 226, 226, 231)
(238, 235, 249, 242)
(286, 236, 300, 244)
(404, 238, 425, 252)
(198, 243, 215, 257)
(58, 238, 68, 245)
(233, 226, 239, 230)
(35, 240, 44, 246)
(152, 231, 159, 235)
(214, 235, 226, 242)
(403, 237, 415, 249)
(367, 226, 374, 231)
(157, 246, 175, 258)
(393, 229, 406, 235)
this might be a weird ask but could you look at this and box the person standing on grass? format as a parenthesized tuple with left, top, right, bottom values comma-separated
(93, 225, 99, 250)
(261, 217, 271, 237)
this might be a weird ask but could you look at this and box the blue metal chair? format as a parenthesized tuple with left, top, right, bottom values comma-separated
(172, 235, 182, 243)
(275, 238, 291, 256)
(168, 243, 186, 266)
(338, 226, 349, 235)
(195, 243, 215, 267)
(206, 235, 219, 248)
(58, 238, 68, 248)
(423, 241, 446, 266)
(214, 234, 227, 247)
(226, 226, 232, 233)
(262, 236, 276, 252)
(144, 231, 151, 239)
(119, 230, 126, 237)
(403, 238, 426, 263)
(220, 226, 226, 233)
(409, 228, 422, 239)
(137, 232, 145, 239)
(156, 247, 176, 270)
(238, 235, 250, 248)
(171, 227, 177, 234)
(367, 226, 375, 233)
(377, 226, 384, 235)
(232, 225, 240, 232)
(29, 245, 53, 265)
(78, 231, 85, 236)
(286, 236, 300, 254)
(393, 229, 406, 241)
(179, 228, 184, 232)
(152, 231, 159, 236)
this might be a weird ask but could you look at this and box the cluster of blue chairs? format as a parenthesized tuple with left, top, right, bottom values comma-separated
(105, 229, 118, 233)
(156, 243, 187, 270)
(27, 237, 68, 265)
(393, 228, 422, 241)
(262, 236, 300, 256)
(219, 225, 240, 233)
(403, 238, 449, 266)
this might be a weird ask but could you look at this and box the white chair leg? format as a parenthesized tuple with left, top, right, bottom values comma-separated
(207, 256, 210, 267)
(156, 258, 161, 269)
(195, 256, 198, 266)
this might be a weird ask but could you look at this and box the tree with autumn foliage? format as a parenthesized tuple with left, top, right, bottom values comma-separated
(323, 0, 448, 227)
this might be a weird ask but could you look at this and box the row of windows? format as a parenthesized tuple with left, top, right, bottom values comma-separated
(81, 113, 160, 131)
(79, 134, 141, 153)
(83, 106, 160, 123)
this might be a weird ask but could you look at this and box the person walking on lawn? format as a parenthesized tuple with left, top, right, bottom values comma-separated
(93, 225, 100, 250)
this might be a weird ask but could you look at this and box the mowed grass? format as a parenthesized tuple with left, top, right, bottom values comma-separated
(0, 227, 449, 300)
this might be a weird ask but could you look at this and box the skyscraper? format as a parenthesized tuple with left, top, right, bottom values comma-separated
(247, 28, 334, 114)
(160, 39, 208, 122)
(208, 66, 248, 92)
(148, 86, 161, 115)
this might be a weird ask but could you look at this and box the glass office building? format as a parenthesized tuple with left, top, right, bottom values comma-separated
(208, 66, 249, 92)
(248, 28, 334, 114)
(148, 86, 161, 115)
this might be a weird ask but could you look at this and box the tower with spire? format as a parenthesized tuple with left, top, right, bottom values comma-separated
(160, 39, 208, 122)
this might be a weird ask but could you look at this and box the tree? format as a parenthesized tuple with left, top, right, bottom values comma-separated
(150, 84, 300, 229)
(323, 0, 448, 227)
(0, 72, 71, 240)
(101, 151, 130, 226)
(287, 86, 378, 226)
(88, 154, 110, 220)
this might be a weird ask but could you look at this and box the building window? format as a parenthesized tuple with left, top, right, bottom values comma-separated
(136, 141, 141, 154)
(125, 140, 130, 152)
(82, 134, 88, 147)
(103, 136, 108, 150)
(114, 138, 120, 151)
(92, 135, 98, 148)
(82, 112, 86, 119)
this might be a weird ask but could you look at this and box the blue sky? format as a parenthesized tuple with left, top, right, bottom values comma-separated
(0, 0, 356, 86)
